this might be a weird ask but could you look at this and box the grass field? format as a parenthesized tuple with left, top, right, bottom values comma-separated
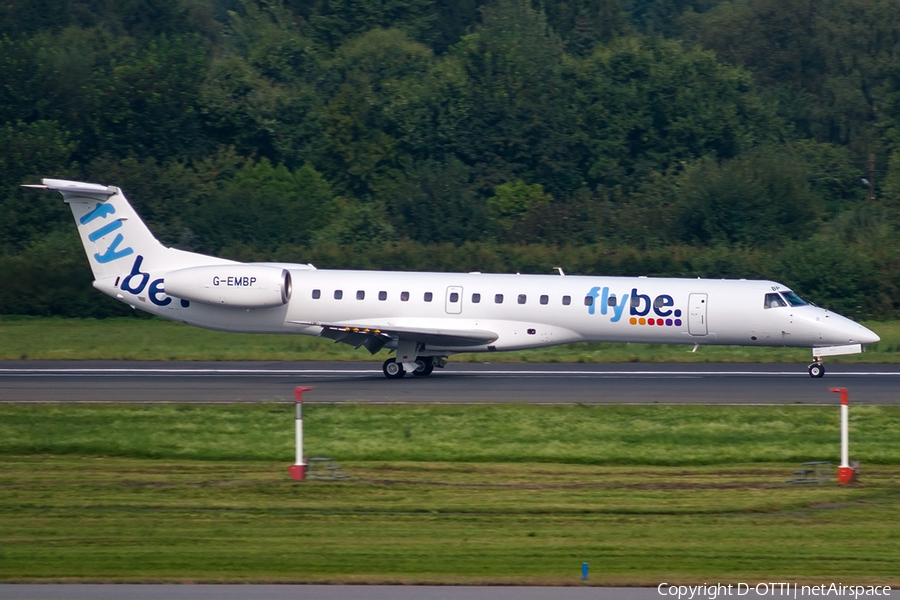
(2, 315, 900, 362)
(2, 403, 899, 584)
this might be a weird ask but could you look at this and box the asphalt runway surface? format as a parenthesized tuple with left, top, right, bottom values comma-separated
(2, 585, 895, 600)
(1, 361, 900, 404)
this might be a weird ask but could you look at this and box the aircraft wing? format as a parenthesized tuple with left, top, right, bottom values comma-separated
(289, 320, 498, 353)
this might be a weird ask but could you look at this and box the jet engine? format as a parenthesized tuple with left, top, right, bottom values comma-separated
(164, 265, 292, 308)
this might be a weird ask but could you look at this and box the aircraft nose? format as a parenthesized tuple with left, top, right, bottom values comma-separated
(835, 317, 880, 345)
(818, 312, 880, 345)
(860, 325, 880, 345)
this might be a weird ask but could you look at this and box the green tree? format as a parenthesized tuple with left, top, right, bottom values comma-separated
(194, 158, 337, 253)
(569, 36, 777, 191)
(307, 0, 437, 50)
(684, 0, 900, 157)
(673, 150, 820, 246)
(388, 158, 485, 244)
(544, 0, 630, 56)
(80, 33, 213, 161)
(487, 179, 551, 242)
(0, 120, 77, 251)
(317, 28, 434, 199)
(435, 0, 582, 196)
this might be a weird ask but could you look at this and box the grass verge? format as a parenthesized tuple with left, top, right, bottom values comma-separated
(1, 403, 899, 583)
(2, 315, 900, 362)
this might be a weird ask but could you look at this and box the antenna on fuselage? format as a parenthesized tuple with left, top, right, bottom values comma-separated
(555, 267, 565, 276)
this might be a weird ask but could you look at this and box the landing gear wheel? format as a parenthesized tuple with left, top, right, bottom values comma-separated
(412, 357, 435, 377)
(808, 363, 825, 378)
(382, 358, 405, 379)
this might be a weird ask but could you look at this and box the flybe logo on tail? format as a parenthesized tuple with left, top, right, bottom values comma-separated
(586, 287, 684, 326)
(118, 254, 190, 309)
(80, 202, 133, 263)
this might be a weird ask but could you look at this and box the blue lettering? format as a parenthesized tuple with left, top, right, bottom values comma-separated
(79, 203, 115, 225)
(88, 219, 123, 242)
(586, 287, 602, 315)
(94, 233, 133, 263)
(653, 294, 674, 317)
(611, 294, 629, 322)
(120, 255, 149, 294)
(212, 276, 220, 286)
(587, 286, 683, 324)
(149, 278, 171, 306)
(600, 287, 610, 315)
(629, 288, 651, 316)
(250, 277, 257, 286)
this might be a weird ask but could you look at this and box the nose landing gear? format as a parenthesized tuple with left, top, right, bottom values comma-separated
(808, 360, 825, 378)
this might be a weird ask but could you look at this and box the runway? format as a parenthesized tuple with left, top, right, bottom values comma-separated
(2, 361, 900, 404)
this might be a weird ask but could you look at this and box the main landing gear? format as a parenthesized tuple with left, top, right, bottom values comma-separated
(383, 358, 405, 378)
(808, 361, 825, 378)
(382, 356, 436, 379)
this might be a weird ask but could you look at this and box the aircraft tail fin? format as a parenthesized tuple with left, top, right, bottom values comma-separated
(25, 178, 226, 281)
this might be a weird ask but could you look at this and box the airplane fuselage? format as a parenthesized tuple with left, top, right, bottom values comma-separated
(31, 178, 880, 378)
(96, 265, 876, 353)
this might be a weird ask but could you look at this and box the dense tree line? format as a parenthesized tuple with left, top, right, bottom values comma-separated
(2, 0, 900, 319)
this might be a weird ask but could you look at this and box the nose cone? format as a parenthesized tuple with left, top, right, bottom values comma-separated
(823, 312, 880, 345)
(859, 324, 881, 345)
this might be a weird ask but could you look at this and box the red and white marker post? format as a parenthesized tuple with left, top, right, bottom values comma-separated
(830, 387, 857, 484)
(289, 386, 314, 481)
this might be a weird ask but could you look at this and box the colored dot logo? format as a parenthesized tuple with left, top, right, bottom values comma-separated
(630, 313, 682, 326)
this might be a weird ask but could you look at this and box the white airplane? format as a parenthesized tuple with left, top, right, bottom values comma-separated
(27, 178, 880, 378)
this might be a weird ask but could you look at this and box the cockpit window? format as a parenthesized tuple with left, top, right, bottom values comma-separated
(781, 291, 808, 307)
(764, 293, 786, 309)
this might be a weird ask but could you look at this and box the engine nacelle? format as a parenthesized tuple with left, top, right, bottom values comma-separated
(164, 265, 292, 308)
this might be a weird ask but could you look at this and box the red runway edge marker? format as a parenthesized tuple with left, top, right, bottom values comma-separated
(289, 386, 314, 481)
(830, 387, 857, 484)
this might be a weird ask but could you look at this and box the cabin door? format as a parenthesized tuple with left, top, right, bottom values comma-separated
(688, 293, 708, 336)
(445, 286, 463, 314)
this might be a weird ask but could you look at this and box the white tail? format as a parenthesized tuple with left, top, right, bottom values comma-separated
(26, 178, 231, 281)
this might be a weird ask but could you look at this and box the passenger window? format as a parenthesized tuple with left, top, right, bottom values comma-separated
(450, 292, 459, 303)
(472, 293, 481, 303)
(608, 295, 616, 307)
(334, 290, 343, 300)
(312, 289, 321, 299)
(562, 295, 571, 305)
(540, 295, 549, 305)
(764, 293, 787, 309)
(356, 290, 365, 300)
(401, 291, 409, 302)
(584, 295, 594, 306)
(495, 294, 504, 304)
(518, 294, 527, 304)
(424, 292, 433, 302)
(378, 291, 387, 301)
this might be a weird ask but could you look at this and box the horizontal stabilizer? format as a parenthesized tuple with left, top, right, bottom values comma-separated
(291, 320, 498, 347)
(23, 179, 117, 196)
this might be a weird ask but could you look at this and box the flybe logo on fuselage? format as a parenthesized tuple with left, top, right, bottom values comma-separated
(586, 287, 684, 326)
